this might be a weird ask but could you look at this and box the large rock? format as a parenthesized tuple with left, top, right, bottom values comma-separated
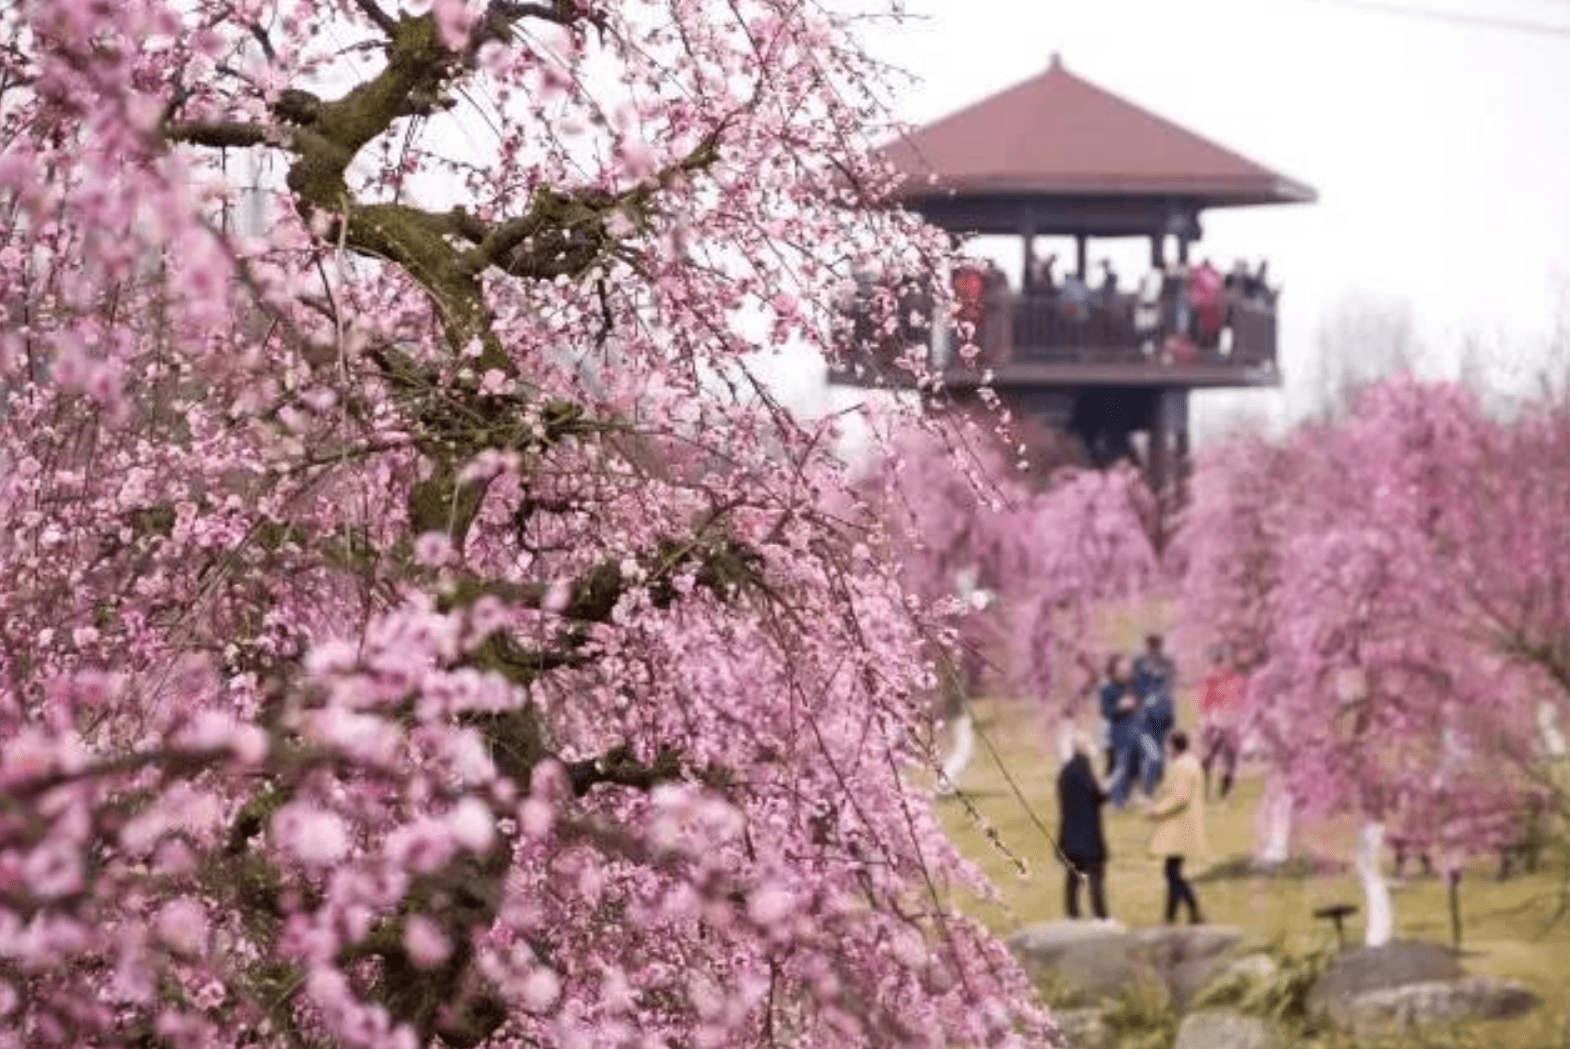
(1009, 922, 1164, 1008)
(1217, 953, 1280, 986)
(1130, 926, 1245, 1007)
(1341, 976, 1540, 1037)
(1193, 953, 1281, 1009)
(1048, 1008, 1111, 1049)
(1007, 921, 1241, 1008)
(1008, 919, 1128, 967)
(1129, 924, 1245, 964)
(1172, 1009, 1284, 1049)
(1306, 940, 1464, 1018)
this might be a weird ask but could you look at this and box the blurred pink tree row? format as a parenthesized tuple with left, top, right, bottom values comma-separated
(862, 414, 1161, 770)
(1179, 374, 1570, 944)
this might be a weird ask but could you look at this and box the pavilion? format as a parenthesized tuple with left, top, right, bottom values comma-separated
(834, 55, 1315, 499)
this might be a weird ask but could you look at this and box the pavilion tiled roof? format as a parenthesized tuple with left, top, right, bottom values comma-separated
(879, 56, 1315, 208)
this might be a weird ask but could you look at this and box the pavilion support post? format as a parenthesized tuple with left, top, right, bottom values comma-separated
(1022, 226, 1036, 290)
(1150, 234, 1163, 269)
(1148, 390, 1169, 499)
(1170, 389, 1191, 501)
(1075, 234, 1088, 279)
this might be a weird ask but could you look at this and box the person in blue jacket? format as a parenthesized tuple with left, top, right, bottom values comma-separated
(1133, 634, 1177, 796)
(1099, 654, 1141, 807)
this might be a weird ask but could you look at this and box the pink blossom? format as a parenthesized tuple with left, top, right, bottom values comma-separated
(746, 884, 794, 926)
(402, 915, 452, 969)
(273, 804, 351, 866)
(23, 840, 83, 899)
(432, 0, 479, 50)
(447, 797, 495, 852)
(521, 967, 561, 1011)
(415, 531, 453, 567)
(519, 797, 554, 838)
(155, 899, 209, 956)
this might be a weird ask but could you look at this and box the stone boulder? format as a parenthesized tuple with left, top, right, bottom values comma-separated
(1306, 940, 1464, 1018)
(1008, 918, 1128, 967)
(1217, 953, 1280, 986)
(1129, 926, 1245, 1007)
(1193, 953, 1282, 1008)
(1340, 976, 1540, 1037)
(1048, 1008, 1111, 1049)
(1007, 920, 1163, 1007)
(1007, 920, 1242, 1008)
(1172, 1009, 1284, 1049)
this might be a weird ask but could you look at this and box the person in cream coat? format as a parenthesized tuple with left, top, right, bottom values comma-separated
(1146, 730, 1208, 925)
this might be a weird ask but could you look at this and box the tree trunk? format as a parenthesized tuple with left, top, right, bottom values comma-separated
(1255, 775, 1293, 866)
(1355, 819, 1394, 947)
(936, 711, 976, 796)
(1444, 854, 1463, 950)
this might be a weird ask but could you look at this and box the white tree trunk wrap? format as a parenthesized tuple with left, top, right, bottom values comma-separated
(1356, 819, 1394, 947)
(1055, 717, 1076, 765)
(936, 712, 976, 796)
(1256, 776, 1293, 865)
(1538, 700, 1566, 759)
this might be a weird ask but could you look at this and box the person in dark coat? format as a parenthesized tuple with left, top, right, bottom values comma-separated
(1057, 730, 1113, 919)
(1132, 634, 1177, 796)
(1100, 654, 1141, 806)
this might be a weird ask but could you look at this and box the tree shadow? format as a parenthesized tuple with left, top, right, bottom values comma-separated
(1192, 854, 1349, 884)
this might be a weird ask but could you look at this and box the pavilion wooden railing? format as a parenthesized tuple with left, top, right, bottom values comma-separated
(837, 283, 1279, 378)
(971, 289, 1278, 369)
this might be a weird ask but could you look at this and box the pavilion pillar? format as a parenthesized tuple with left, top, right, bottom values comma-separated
(1021, 225, 1036, 289)
(1150, 234, 1163, 269)
(1149, 391, 1169, 498)
(1152, 388, 1191, 499)
(1075, 234, 1088, 279)
(1170, 388, 1191, 499)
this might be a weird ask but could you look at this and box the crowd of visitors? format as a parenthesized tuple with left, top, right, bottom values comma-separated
(1024, 252, 1276, 312)
(1100, 634, 1178, 803)
(951, 252, 1279, 361)
(1054, 634, 1242, 926)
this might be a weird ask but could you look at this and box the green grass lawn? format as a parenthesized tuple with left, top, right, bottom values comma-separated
(934, 696, 1570, 1046)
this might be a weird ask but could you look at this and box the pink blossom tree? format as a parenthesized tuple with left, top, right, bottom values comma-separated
(0, 3, 1053, 1047)
(1175, 425, 1306, 864)
(1181, 377, 1553, 944)
(866, 416, 1159, 783)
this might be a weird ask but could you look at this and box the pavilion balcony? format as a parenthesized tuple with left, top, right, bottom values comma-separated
(832, 285, 1282, 390)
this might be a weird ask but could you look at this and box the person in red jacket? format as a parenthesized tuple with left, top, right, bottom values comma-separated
(1198, 648, 1248, 800)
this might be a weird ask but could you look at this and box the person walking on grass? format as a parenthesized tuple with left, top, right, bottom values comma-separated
(1198, 648, 1247, 800)
(1057, 730, 1114, 920)
(1099, 655, 1141, 807)
(1147, 730, 1207, 925)
(1132, 634, 1176, 795)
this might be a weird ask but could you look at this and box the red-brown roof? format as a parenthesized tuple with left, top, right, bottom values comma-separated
(880, 56, 1315, 208)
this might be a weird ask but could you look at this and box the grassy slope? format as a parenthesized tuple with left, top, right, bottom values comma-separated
(936, 693, 1570, 1045)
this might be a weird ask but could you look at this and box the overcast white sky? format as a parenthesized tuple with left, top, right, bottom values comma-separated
(762, 0, 1570, 437)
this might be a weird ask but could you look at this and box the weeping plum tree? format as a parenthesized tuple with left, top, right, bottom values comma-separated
(0, 2, 1056, 1047)
(1183, 375, 1555, 945)
(866, 417, 1159, 783)
(1175, 426, 1298, 864)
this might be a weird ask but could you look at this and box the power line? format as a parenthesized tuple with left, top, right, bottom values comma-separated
(1292, 0, 1570, 37)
